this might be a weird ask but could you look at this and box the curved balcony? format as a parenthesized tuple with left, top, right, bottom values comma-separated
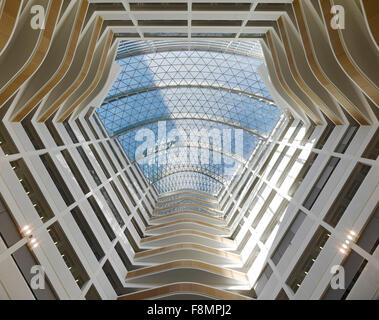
(141, 230, 235, 249)
(125, 260, 249, 288)
(119, 282, 251, 300)
(135, 243, 241, 266)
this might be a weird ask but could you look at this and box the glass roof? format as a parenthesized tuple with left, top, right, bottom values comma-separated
(97, 41, 282, 196)
(116, 40, 265, 60)
(99, 87, 279, 138)
(106, 50, 272, 102)
(117, 119, 259, 161)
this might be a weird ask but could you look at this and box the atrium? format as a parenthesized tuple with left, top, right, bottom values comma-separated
(0, 0, 377, 300)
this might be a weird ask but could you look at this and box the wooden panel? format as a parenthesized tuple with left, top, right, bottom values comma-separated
(70, 39, 119, 119)
(57, 30, 113, 122)
(37, 17, 103, 122)
(277, 16, 343, 125)
(361, 0, 379, 46)
(261, 41, 309, 122)
(292, 0, 371, 125)
(266, 30, 322, 125)
(146, 219, 230, 232)
(0, 0, 22, 54)
(12, 1, 89, 122)
(126, 260, 248, 281)
(320, 0, 379, 106)
(141, 229, 234, 245)
(157, 195, 217, 207)
(159, 190, 216, 200)
(153, 201, 221, 215)
(118, 282, 250, 300)
(0, 0, 63, 108)
(150, 210, 224, 222)
(135, 243, 241, 261)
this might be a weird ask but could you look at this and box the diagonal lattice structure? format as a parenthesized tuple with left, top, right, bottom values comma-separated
(97, 42, 283, 195)
(116, 40, 265, 61)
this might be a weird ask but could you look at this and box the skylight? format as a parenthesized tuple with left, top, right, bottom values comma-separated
(97, 40, 282, 196)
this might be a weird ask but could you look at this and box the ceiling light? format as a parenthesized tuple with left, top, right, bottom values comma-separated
(21, 225, 30, 232)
